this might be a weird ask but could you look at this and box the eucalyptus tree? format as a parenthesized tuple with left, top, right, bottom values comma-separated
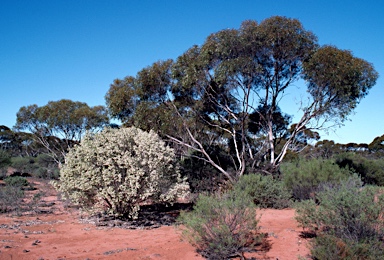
(368, 134, 384, 154)
(106, 16, 378, 182)
(0, 125, 40, 157)
(105, 60, 182, 134)
(15, 99, 109, 164)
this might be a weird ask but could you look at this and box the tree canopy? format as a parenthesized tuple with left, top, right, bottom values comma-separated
(15, 99, 109, 164)
(105, 16, 378, 182)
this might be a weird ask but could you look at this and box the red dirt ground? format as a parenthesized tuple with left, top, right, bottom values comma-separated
(0, 180, 311, 260)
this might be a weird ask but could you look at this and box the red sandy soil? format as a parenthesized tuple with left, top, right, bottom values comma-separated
(0, 179, 311, 260)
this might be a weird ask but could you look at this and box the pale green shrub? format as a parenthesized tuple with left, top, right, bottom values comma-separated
(295, 175, 384, 259)
(281, 158, 352, 200)
(0, 186, 25, 213)
(233, 174, 292, 209)
(52, 127, 189, 219)
(178, 189, 261, 259)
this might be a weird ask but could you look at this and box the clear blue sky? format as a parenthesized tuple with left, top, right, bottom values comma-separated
(1, 0, 383, 144)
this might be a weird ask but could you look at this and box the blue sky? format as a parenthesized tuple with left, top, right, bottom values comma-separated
(1, 0, 383, 144)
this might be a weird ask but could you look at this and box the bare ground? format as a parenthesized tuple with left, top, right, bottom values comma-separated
(0, 179, 311, 260)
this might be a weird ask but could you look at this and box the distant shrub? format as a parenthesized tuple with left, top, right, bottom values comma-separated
(34, 167, 59, 179)
(35, 153, 56, 168)
(0, 186, 25, 213)
(0, 149, 11, 168)
(335, 152, 384, 186)
(233, 174, 292, 209)
(295, 175, 384, 259)
(178, 189, 261, 259)
(52, 127, 189, 219)
(0, 168, 7, 180)
(10, 156, 38, 174)
(281, 158, 352, 200)
(4, 176, 29, 187)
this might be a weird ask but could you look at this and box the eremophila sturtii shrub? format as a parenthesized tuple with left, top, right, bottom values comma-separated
(53, 127, 189, 219)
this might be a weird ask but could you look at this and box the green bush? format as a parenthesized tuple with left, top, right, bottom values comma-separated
(281, 158, 352, 200)
(4, 176, 29, 187)
(35, 153, 56, 168)
(295, 176, 384, 259)
(0, 186, 25, 213)
(7, 154, 59, 180)
(0, 149, 11, 168)
(0, 168, 7, 180)
(52, 127, 189, 219)
(233, 174, 292, 209)
(34, 167, 60, 179)
(10, 156, 39, 174)
(178, 189, 261, 259)
(335, 152, 384, 186)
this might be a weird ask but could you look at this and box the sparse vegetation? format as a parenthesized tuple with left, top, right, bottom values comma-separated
(0, 13, 383, 260)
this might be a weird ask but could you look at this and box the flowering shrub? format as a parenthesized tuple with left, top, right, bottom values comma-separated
(52, 127, 189, 219)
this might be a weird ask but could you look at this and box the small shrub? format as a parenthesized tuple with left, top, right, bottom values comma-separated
(0, 186, 25, 213)
(35, 153, 56, 168)
(281, 158, 352, 200)
(295, 175, 384, 259)
(34, 167, 60, 180)
(0, 167, 7, 180)
(178, 189, 261, 259)
(52, 127, 189, 219)
(0, 149, 11, 168)
(4, 176, 29, 187)
(10, 156, 38, 174)
(233, 174, 292, 209)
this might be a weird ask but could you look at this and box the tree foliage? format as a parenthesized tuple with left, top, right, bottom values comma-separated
(106, 16, 378, 182)
(52, 127, 189, 219)
(15, 99, 109, 164)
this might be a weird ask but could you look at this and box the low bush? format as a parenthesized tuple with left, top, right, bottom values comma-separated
(4, 176, 29, 187)
(281, 158, 352, 200)
(0, 149, 11, 168)
(233, 174, 292, 209)
(52, 127, 189, 219)
(335, 152, 384, 186)
(178, 189, 261, 259)
(295, 175, 384, 259)
(10, 156, 39, 174)
(0, 186, 25, 213)
(0, 168, 7, 180)
(35, 153, 56, 168)
(6, 154, 59, 180)
(34, 167, 60, 179)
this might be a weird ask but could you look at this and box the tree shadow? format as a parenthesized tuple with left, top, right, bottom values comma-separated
(95, 202, 194, 229)
(299, 230, 317, 239)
